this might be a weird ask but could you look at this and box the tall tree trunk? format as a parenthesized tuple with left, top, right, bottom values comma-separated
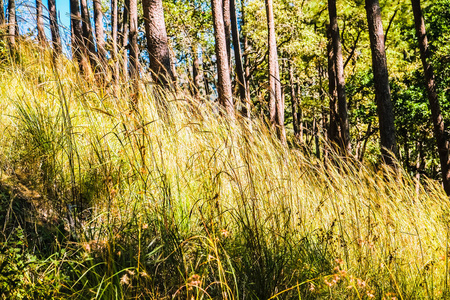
(365, 0, 397, 165)
(70, 0, 82, 62)
(242, 0, 251, 114)
(8, 0, 16, 46)
(192, 44, 201, 98)
(328, 0, 350, 153)
(0, 0, 4, 27)
(241, 0, 251, 97)
(230, 0, 249, 118)
(169, 45, 178, 87)
(111, 0, 119, 82)
(36, 0, 46, 46)
(265, 0, 285, 143)
(289, 62, 300, 138)
(203, 51, 211, 97)
(48, 0, 62, 55)
(223, 0, 231, 69)
(121, 0, 130, 81)
(211, 0, 234, 118)
(80, 0, 96, 60)
(412, 0, 450, 195)
(93, 0, 106, 64)
(142, 0, 175, 87)
(327, 25, 339, 149)
(71, 0, 90, 73)
(314, 117, 320, 158)
(415, 140, 423, 198)
(298, 85, 303, 143)
(129, 0, 139, 81)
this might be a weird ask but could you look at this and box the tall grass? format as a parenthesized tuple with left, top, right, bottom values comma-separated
(1, 42, 449, 299)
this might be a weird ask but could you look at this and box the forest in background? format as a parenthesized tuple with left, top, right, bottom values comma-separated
(0, 0, 449, 299)
(3, 0, 449, 185)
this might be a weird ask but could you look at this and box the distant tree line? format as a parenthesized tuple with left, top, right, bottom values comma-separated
(2, 0, 449, 195)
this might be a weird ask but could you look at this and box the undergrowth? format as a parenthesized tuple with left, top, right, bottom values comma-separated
(0, 42, 449, 299)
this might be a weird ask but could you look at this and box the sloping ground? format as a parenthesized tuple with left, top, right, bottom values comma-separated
(0, 44, 450, 299)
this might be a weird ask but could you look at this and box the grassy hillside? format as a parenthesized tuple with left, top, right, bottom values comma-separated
(1, 44, 449, 299)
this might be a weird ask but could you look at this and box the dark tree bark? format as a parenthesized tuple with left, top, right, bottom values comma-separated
(365, 0, 397, 165)
(169, 46, 179, 87)
(328, 0, 350, 153)
(142, 0, 175, 87)
(48, 0, 62, 55)
(0, 0, 4, 27)
(265, 0, 286, 143)
(242, 0, 251, 115)
(415, 140, 424, 197)
(111, 0, 119, 81)
(121, 0, 130, 81)
(327, 25, 339, 149)
(129, 0, 139, 80)
(70, 0, 90, 72)
(211, 0, 234, 118)
(411, 0, 450, 195)
(80, 0, 96, 58)
(70, 0, 82, 61)
(36, 0, 46, 46)
(93, 0, 106, 63)
(289, 61, 300, 137)
(192, 44, 201, 98)
(202, 51, 211, 96)
(314, 117, 320, 158)
(223, 0, 231, 69)
(230, 0, 250, 118)
(8, 0, 16, 46)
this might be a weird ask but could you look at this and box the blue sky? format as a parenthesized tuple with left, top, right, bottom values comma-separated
(55, 0, 71, 29)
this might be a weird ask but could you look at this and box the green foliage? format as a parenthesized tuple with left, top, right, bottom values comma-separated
(0, 227, 68, 299)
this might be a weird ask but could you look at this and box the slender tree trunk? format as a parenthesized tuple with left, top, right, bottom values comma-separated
(223, 0, 231, 69)
(0, 0, 4, 27)
(314, 117, 320, 158)
(129, 0, 139, 81)
(415, 140, 423, 198)
(169, 45, 178, 87)
(328, 0, 350, 153)
(121, 0, 130, 81)
(203, 51, 211, 97)
(192, 44, 201, 98)
(142, 0, 175, 87)
(111, 0, 119, 82)
(230, 0, 249, 117)
(80, 0, 96, 59)
(358, 122, 372, 161)
(93, 0, 106, 64)
(8, 0, 16, 46)
(211, 0, 234, 118)
(365, 0, 397, 165)
(412, 0, 450, 195)
(36, 0, 46, 46)
(265, 0, 285, 143)
(70, 0, 82, 62)
(299, 85, 304, 143)
(48, 0, 62, 56)
(71, 0, 91, 73)
(242, 0, 251, 114)
(327, 25, 339, 149)
(289, 62, 299, 137)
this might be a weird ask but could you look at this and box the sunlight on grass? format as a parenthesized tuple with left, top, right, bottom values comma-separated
(0, 42, 449, 299)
